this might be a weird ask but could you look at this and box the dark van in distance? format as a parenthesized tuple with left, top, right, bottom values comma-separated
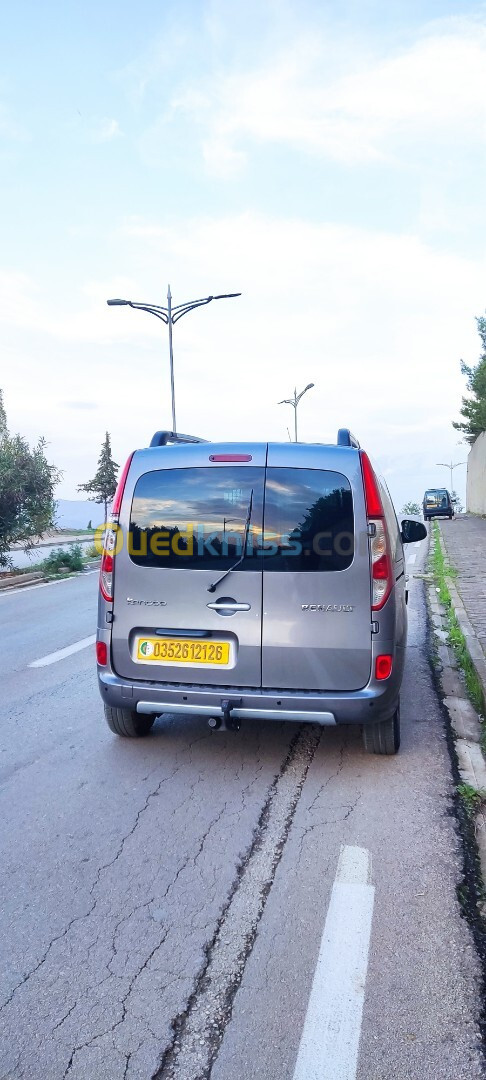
(422, 489, 454, 521)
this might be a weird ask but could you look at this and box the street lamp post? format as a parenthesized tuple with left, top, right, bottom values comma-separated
(278, 384, 315, 442)
(435, 460, 467, 494)
(107, 285, 241, 433)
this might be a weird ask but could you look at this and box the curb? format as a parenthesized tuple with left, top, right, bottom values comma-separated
(437, 525, 486, 713)
(0, 572, 45, 591)
(428, 528, 486, 889)
(0, 561, 100, 593)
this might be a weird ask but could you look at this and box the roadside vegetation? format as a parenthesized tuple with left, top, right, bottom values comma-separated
(41, 543, 85, 575)
(0, 542, 100, 584)
(457, 782, 486, 819)
(431, 520, 486, 744)
(0, 390, 61, 567)
(453, 312, 486, 444)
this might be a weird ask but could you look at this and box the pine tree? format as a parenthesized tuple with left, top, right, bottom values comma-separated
(78, 432, 119, 523)
(453, 314, 486, 444)
(0, 390, 7, 435)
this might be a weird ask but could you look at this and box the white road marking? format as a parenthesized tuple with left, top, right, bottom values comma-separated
(292, 845, 374, 1080)
(29, 635, 96, 668)
(407, 553, 417, 565)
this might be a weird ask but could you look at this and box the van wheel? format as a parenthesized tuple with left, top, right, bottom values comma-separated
(104, 705, 155, 737)
(363, 705, 400, 755)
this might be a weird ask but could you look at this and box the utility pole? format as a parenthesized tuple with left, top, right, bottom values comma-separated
(108, 286, 241, 433)
(436, 460, 467, 492)
(278, 384, 315, 442)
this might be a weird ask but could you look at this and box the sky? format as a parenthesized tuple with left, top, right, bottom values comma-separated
(1, 0, 486, 512)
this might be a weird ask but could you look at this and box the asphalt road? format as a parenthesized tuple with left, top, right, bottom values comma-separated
(0, 550, 484, 1080)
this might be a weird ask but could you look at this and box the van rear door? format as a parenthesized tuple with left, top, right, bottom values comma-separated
(261, 445, 372, 692)
(111, 446, 265, 687)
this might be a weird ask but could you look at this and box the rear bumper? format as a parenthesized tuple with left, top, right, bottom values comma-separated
(98, 652, 404, 727)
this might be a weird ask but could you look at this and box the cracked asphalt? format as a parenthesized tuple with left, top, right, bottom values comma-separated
(0, 555, 485, 1079)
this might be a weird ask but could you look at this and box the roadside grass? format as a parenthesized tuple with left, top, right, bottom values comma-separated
(431, 521, 457, 604)
(53, 527, 96, 536)
(431, 520, 486, 751)
(457, 782, 485, 819)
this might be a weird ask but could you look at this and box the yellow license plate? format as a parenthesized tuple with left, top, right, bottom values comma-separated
(136, 637, 230, 665)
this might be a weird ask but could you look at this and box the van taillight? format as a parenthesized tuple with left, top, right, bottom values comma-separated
(96, 641, 107, 666)
(99, 452, 133, 602)
(100, 544, 114, 602)
(360, 450, 392, 611)
(376, 654, 392, 680)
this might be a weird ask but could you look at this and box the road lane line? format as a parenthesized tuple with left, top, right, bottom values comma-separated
(29, 635, 96, 668)
(155, 726, 322, 1079)
(292, 845, 374, 1080)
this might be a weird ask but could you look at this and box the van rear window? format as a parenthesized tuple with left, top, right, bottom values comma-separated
(128, 466, 353, 572)
(424, 489, 449, 506)
(129, 467, 264, 570)
(263, 468, 353, 572)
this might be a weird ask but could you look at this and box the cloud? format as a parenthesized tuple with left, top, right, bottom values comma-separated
(1, 209, 483, 504)
(164, 17, 486, 172)
(62, 401, 98, 410)
(91, 118, 123, 143)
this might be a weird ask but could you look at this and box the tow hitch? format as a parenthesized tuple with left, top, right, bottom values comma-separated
(208, 698, 242, 733)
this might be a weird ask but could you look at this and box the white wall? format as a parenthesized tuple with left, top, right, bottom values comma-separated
(467, 431, 486, 514)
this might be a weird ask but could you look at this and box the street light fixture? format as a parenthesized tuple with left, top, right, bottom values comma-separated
(278, 383, 315, 442)
(435, 460, 467, 494)
(107, 285, 241, 433)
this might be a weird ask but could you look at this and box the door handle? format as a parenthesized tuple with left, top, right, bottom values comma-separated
(206, 602, 251, 612)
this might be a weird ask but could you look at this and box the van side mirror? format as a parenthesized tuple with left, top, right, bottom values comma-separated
(401, 518, 427, 544)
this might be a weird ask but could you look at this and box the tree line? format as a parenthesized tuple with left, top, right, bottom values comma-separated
(453, 312, 486, 445)
(0, 392, 119, 567)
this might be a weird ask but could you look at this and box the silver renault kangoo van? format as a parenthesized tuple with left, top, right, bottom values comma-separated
(96, 429, 426, 754)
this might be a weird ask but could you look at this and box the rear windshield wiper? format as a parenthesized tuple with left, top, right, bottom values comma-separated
(207, 489, 254, 593)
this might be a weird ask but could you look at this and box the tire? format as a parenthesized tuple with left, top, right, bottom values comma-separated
(363, 704, 400, 755)
(104, 704, 156, 737)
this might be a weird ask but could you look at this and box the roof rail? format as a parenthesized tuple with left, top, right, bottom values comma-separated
(149, 431, 208, 447)
(337, 428, 360, 449)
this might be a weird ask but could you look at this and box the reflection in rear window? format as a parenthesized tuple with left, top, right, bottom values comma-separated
(424, 489, 449, 506)
(129, 467, 264, 569)
(263, 468, 354, 572)
(128, 466, 354, 572)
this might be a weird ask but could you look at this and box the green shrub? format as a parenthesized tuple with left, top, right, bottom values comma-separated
(42, 543, 84, 574)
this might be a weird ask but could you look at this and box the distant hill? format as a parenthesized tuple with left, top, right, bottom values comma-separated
(54, 500, 106, 530)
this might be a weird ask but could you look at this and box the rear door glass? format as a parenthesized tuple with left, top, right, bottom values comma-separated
(262, 468, 354, 572)
(129, 467, 264, 569)
(425, 490, 448, 507)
